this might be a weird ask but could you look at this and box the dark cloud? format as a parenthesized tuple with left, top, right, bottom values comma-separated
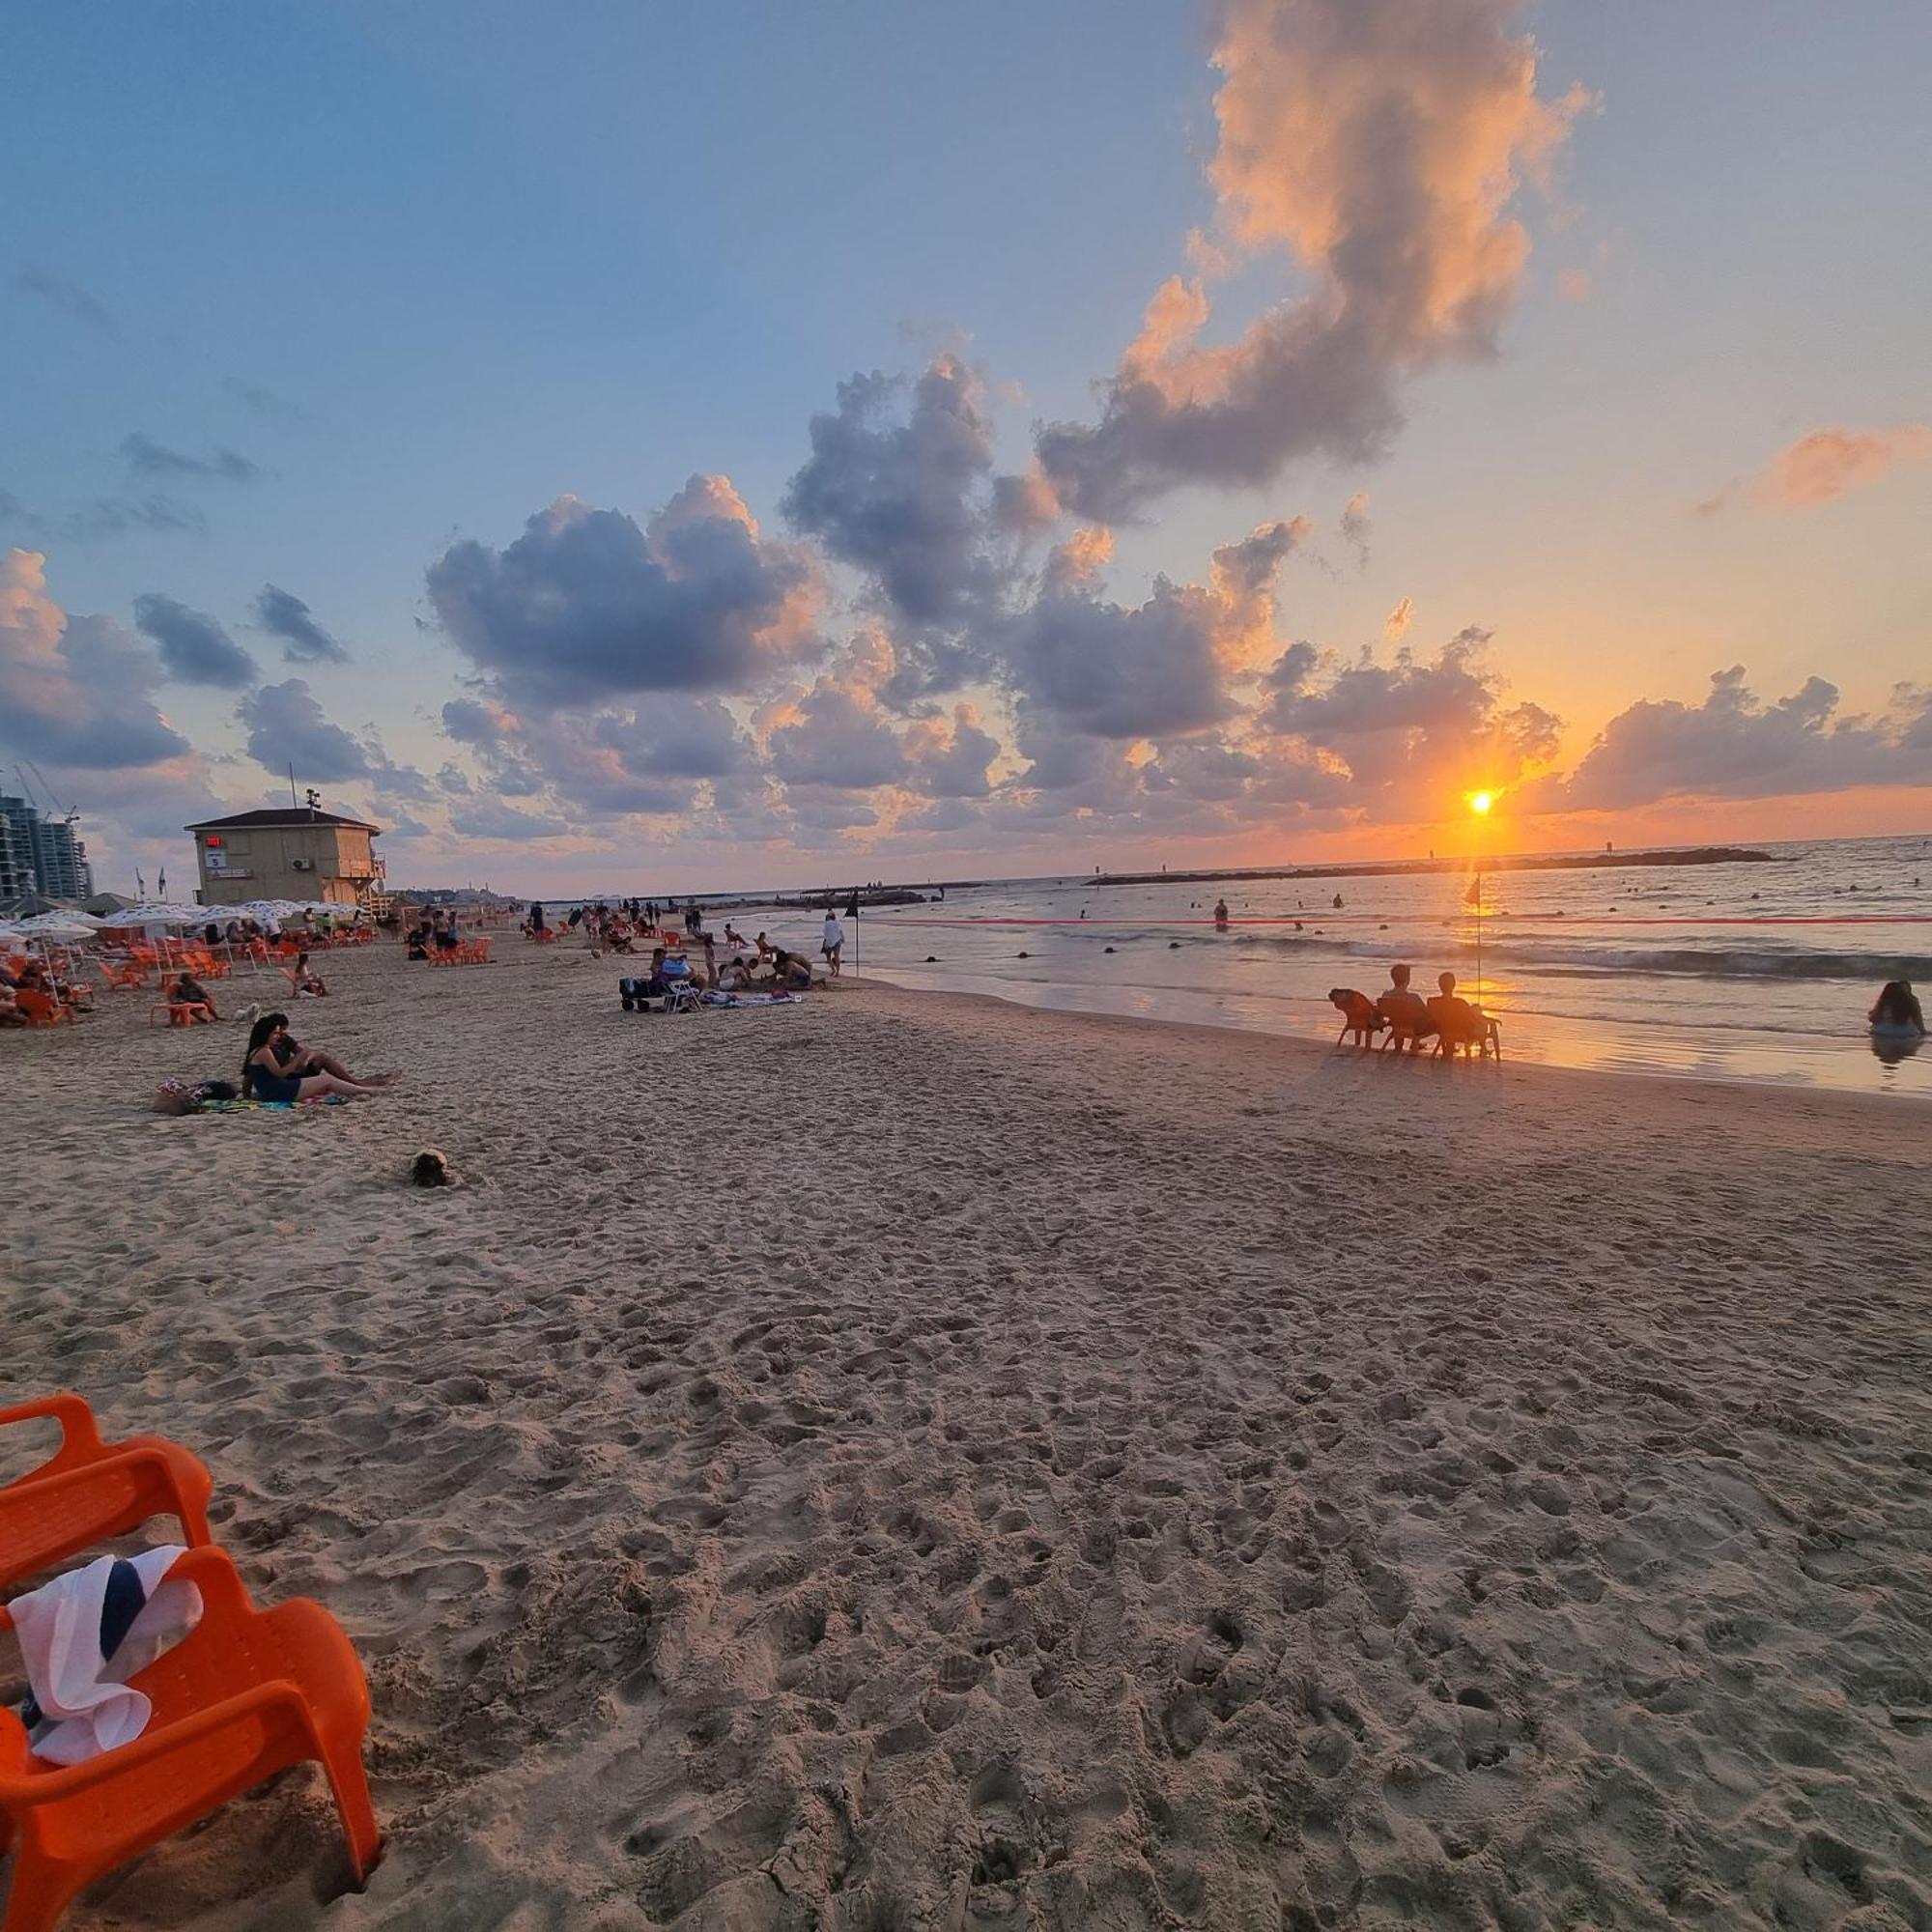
(237, 678, 369, 781)
(0, 489, 205, 541)
(222, 377, 303, 420)
(1028, 0, 1587, 521)
(1001, 521, 1301, 742)
(131, 592, 259, 688)
(781, 356, 1000, 630)
(439, 690, 748, 818)
(767, 677, 909, 790)
(253, 583, 350, 664)
(121, 433, 260, 485)
(63, 496, 206, 539)
(1341, 491, 1372, 566)
(1261, 627, 1561, 817)
(0, 551, 194, 770)
(425, 481, 820, 709)
(14, 269, 118, 335)
(1530, 669, 1932, 811)
(446, 799, 575, 840)
(904, 703, 1001, 799)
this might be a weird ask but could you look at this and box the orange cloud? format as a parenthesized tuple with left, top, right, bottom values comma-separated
(1747, 425, 1931, 510)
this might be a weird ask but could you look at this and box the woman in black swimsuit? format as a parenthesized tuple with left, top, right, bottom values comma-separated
(242, 1013, 392, 1102)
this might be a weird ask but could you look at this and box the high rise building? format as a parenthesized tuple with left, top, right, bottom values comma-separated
(0, 794, 94, 903)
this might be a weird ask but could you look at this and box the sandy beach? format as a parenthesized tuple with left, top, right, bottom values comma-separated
(4, 937, 1930, 1931)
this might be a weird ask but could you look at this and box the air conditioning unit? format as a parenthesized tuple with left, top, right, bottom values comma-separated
(290, 858, 314, 871)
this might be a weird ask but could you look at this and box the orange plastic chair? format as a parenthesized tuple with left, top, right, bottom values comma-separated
(96, 962, 149, 993)
(0, 1396, 213, 1591)
(11, 993, 70, 1031)
(0, 1546, 382, 1929)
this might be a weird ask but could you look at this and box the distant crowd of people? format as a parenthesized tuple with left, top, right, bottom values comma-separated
(523, 896, 845, 992)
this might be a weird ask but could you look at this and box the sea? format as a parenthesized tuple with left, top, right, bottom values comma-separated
(836, 835, 1932, 1101)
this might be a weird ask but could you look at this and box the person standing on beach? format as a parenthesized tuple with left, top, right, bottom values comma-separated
(822, 909, 844, 977)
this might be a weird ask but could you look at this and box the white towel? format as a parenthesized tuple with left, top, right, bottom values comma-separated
(9, 1547, 203, 1765)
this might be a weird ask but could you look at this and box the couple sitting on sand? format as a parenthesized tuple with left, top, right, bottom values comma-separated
(1331, 963, 1501, 1058)
(240, 1013, 400, 1102)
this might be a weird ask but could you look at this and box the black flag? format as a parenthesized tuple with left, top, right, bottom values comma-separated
(843, 887, 861, 922)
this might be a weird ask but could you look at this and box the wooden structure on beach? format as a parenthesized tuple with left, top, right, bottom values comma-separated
(185, 807, 384, 908)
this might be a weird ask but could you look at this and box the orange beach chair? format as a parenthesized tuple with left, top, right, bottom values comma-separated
(0, 1546, 382, 1930)
(0, 1395, 213, 1590)
(11, 993, 70, 1031)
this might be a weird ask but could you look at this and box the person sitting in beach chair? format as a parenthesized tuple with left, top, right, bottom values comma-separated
(0, 982, 23, 1027)
(1427, 973, 1502, 1060)
(168, 971, 220, 1024)
(1376, 963, 1435, 1053)
(1329, 987, 1384, 1047)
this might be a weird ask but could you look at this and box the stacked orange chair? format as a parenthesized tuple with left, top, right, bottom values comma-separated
(0, 1394, 381, 1927)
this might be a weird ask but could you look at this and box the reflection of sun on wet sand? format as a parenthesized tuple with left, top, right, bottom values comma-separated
(5, 939, 1930, 1929)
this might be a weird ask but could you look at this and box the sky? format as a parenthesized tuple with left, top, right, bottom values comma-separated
(3, 0, 1929, 897)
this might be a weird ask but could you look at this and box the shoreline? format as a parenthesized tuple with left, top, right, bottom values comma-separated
(856, 972, 1929, 1117)
(856, 961, 1932, 1104)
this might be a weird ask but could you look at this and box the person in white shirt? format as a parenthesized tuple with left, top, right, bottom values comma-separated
(821, 912, 845, 977)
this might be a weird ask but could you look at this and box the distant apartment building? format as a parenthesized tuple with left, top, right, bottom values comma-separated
(0, 794, 94, 903)
(186, 807, 384, 907)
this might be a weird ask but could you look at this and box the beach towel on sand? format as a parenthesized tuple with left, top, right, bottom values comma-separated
(10, 1548, 203, 1764)
(698, 990, 803, 1009)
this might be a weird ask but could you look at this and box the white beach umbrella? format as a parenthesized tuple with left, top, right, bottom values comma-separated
(10, 911, 104, 937)
(97, 902, 204, 928)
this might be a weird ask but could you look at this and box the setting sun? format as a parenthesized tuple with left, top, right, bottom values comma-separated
(1467, 790, 1495, 816)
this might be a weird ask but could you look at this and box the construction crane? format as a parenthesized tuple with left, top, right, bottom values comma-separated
(21, 762, 80, 830)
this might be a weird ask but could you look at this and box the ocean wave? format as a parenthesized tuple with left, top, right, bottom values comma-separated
(1155, 929, 1929, 980)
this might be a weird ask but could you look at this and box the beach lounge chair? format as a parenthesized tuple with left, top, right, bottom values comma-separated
(0, 1545, 381, 1929)
(96, 962, 150, 993)
(11, 993, 71, 1030)
(0, 1396, 214, 1590)
(1428, 997, 1503, 1061)
(1329, 989, 1383, 1048)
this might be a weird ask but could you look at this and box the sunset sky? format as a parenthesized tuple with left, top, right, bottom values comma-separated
(4, 0, 1929, 895)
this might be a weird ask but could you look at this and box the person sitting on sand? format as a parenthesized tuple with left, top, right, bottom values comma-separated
(169, 971, 219, 1024)
(287, 950, 329, 997)
(716, 954, 757, 992)
(152, 1076, 242, 1116)
(242, 1013, 395, 1102)
(772, 950, 814, 991)
(1377, 963, 1435, 1049)
(1427, 972, 1501, 1058)
(1870, 980, 1925, 1036)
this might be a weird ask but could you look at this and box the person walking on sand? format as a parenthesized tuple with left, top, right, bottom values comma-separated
(821, 909, 845, 977)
